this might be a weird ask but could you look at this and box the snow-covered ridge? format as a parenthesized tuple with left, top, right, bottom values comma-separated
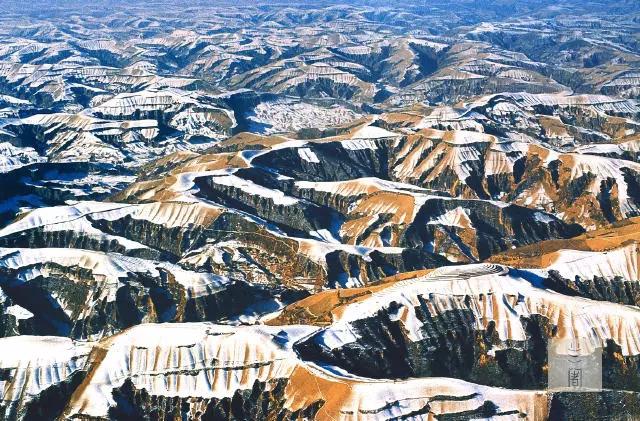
(0, 201, 223, 237)
(90, 88, 235, 140)
(248, 99, 361, 135)
(0, 336, 92, 409)
(0, 142, 44, 172)
(65, 323, 317, 418)
(0, 247, 230, 299)
(543, 243, 640, 282)
(508, 92, 638, 111)
(295, 177, 434, 197)
(209, 173, 300, 206)
(58, 321, 546, 420)
(319, 263, 640, 356)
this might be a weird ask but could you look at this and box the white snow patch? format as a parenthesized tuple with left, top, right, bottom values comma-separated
(533, 212, 556, 223)
(342, 138, 379, 150)
(350, 125, 398, 139)
(297, 147, 320, 163)
(209, 174, 299, 205)
(6, 304, 33, 320)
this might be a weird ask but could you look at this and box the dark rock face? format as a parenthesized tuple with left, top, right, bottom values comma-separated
(252, 139, 390, 183)
(195, 175, 343, 239)
(602, 340, 640, 393)
(0, 313, 21, 337)
(0, 370, 87, 421)
(404, 200, 583, 260)
(0, 162, 132, 225)
(0, 228, 162, 260)
(325, 248, 450, 288)
(544, 271, 640, 306)
(109, 378, 324, 421)
(294, 307, 551, 389)
(295, 304, 640, 392)
(548, 390, 640, 421)
(0, 263, 309, 340)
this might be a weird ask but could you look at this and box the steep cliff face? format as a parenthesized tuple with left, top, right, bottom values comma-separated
(0, 336, 92, 420)
(289, 264, 640, 390)
(0, 247, 304, 340)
